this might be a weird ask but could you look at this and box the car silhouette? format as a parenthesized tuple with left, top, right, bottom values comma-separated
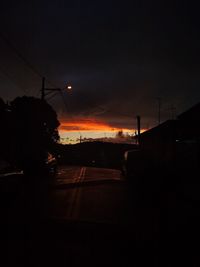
(22, 152, 57, 177)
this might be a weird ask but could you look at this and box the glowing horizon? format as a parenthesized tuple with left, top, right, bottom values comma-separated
(59, 118, 133, 133)
(58, 117, 146, 144)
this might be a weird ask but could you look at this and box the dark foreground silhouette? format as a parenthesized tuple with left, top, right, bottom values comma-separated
(1, 99, 200, 266)
(1, 166, 200, 267)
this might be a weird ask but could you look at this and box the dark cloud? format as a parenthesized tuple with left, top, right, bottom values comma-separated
(0, 0, 200, 129)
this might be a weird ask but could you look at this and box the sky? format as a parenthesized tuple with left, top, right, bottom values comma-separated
(0, 0, 200, 141)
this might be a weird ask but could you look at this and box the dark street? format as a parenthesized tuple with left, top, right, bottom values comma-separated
(1, 1, 200, 265)
(1, 164, 198, 266)
(1, 165, 160, 267)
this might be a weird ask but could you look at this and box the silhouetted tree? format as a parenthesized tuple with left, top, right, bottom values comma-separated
(9, 96, 60, 171)
(115, 130, 125, 138)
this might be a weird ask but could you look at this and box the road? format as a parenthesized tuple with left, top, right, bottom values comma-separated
(48, 166, 133, 224)
(2, 165, 157, 235)
(4, 165, 155, 267)
(44, 165, 199, 267)
(5, 165, 192, 267)
(56, 165, 122, 187)
(42, 165, 159, 266)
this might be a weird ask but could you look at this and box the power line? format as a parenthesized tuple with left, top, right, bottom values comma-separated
(59, 91, 82, 139)
(156, 97, 161, 125)
(0, 33, 77, 140)
(0, 67, 27, 94)
(165, 104, 177, 120)
(0, 32, 43, 79)
(0, 32, 58, 95)
(46, 92, 60, 101)
(46, 88, 81, 137)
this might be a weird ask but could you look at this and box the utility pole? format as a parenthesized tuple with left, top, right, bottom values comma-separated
(156, 97, 161, 125)
(41, 77, 45, 101)
(170, 104, 176, 120)
(41, 77, 72, 101)
(136, 115, 141, 145)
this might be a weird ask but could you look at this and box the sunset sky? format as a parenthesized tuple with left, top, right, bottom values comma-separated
(0, 0, 200, 141)
(59, 117, 136, 142)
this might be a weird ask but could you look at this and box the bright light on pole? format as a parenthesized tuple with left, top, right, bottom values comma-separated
(41, 77, 73, 100)
(66, 85, 72, 90)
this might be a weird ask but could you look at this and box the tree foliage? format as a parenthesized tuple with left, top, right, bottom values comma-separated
(115, 130, 125, 138)
(0, 96, 60, 168)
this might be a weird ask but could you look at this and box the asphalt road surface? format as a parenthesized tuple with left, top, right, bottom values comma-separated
(3, 165, 198, 266)
(4, 165, 155, 267)
(48, 166, 133, 223)
(42, 165, 160, 266)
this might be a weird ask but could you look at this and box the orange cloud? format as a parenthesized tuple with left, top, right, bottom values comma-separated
(59, 118, 132, 132)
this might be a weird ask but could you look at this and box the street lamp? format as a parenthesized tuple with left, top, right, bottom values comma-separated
(41, 77, 72, 100)
(66, 85, 72, 90)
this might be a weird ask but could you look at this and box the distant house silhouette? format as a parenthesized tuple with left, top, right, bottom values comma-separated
(140, 120, 177, 169)
(138, 102, 200, 172)
(178, 102, 200, 141)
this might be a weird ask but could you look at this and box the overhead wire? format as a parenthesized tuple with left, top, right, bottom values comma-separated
(59, 91, 82, 140)
(0, 32, 78, 141)
(0, 32, 58, 97)
(46, 89, 81, 141)
(0, 66, 27, 95)
(0, 32, 43, 79)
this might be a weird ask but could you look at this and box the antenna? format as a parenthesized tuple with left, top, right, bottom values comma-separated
(156, 97, 161, 125)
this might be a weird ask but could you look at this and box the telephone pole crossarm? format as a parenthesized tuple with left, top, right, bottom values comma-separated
(41, 77, 61, 100)
(41, 77, 72, 100)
